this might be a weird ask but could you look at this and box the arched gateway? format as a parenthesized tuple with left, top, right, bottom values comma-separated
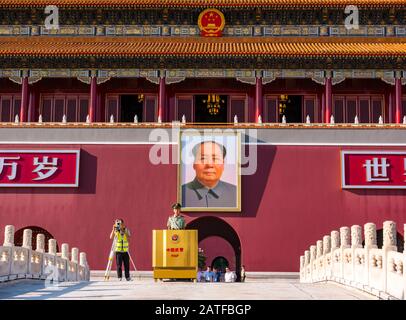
(186, 216, 242, 281)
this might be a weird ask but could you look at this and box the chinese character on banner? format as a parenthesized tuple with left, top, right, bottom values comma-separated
(32, 156, 59, 181)
(341, 151, 406, 189)
(0, 150, 79, 187)
(404, 159, 406, 181)
(0, 157, 20, 180)
(363, 157, 390, 182)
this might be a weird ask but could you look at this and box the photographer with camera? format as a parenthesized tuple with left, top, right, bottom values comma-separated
(109, 218, 132, 281)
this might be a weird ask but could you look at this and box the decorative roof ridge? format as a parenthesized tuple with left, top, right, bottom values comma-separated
(1, 36, 405, 44)
(0, 0, 405, 8)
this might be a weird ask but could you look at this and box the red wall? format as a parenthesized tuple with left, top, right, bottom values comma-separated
(0, 144, 405, 272)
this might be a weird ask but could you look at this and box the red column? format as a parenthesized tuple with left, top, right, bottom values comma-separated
(325, 76, 332, 123)
(395, 76, 402, 124)
(20, 77, 29, 122)
(89, 76, 97, 122)
(28, 90, 36, 122)
(158, 77, 166, 122)
(255, 77, 263, 123)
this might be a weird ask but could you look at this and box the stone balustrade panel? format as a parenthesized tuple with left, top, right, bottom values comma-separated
(353, 248, 367, 286)
(67, 261, 78, 282)
(55, 256, 67, 282)
(367, 248, 385, 293)
(342, 248, 353, 283)
(386, 251, 404, 299)
(10, 247, 29, 279)
(78, 265, 86, 281)
(42, 253, 57, 281)
(331, 248, 341, 280)
(0, 246, 12, 279)
(325, 252, 332, 279)
(29, 251, 43, 279)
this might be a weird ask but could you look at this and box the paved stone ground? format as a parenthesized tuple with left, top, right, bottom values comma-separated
(0, 278, 375, 300)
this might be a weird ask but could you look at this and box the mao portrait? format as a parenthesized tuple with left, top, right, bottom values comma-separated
(179, 131, 241, 212)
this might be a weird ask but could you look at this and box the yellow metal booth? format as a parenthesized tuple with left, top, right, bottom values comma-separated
(152, 229, 198, 281)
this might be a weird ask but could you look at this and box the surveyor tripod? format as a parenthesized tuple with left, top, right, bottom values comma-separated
(104, 233, 137, 281)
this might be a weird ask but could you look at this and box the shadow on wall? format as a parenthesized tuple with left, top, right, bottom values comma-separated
(241, 144, 276, 218)
(0, 150, 97, 195)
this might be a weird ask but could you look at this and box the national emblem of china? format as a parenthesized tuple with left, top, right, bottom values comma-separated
(198, 8, 225, 37)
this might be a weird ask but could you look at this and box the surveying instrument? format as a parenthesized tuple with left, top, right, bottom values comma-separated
(104, 220, 137, 281)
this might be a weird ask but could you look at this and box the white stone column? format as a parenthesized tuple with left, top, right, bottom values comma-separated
(71, 248, 79, 263)
(48, 239, 57, 255)
(22, 229, 32, 249)
(323, 235, 331, 254)
(383, 220, 397, 251)
(351, 225, 362, 248)
(80, 252, 87, 266)
(316, 240, 323, 258)
(310, 245, 316, 282)
(3, 225, 15, 246)
(36, 234, 45, 253)
(310, 245, 316, 261)
(61, 243, 69, 260)
(340, 227, 351, 248)
(304, 250, 310, 265)
(364, 223, 377, 248)
(331, 230, 340, 250)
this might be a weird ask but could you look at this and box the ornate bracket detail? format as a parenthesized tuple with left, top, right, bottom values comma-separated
(8, 77, 22, 85)
(165, 77, 185, 85)
(381, 76, 395, 85)
(262, 76, 276, 85)
(236, 77, 256, 85)
(77, 76, 91, 85)
(311, 77, 326, 85)
(28, 76, 42, 85)
(146, 76, 160, 85)
(332, 76, 346, 86)
(97, 77, 111, 85)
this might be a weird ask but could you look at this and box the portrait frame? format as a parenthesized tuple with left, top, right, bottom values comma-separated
(177, 130, 241, 212)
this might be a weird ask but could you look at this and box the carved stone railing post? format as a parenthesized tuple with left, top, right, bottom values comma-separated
(48, 239, 57, 255)
(331, 231, 340, 250)
(364, 223, 377, 249)
(316, 240, 323, 258)
(382, 221, 397, 293)
(340, 227, 351, 248)
(316, 240, 323, 281)
(383, 221, 397, 251)
(350, 225, 362, 283)
(61, 243, 69, 260)
(3, 225, 15, 246)
(304, 250, 310, 282)
(22, 229, 32, 249)
(300, 255, 305, 281)
(323, 235, 331, 280)
(310, 245, 316, 282)
(340, 227, 350, 279)
(364, 223, 378, 288)
(351, 225, 362, 249)
(323, 236, 331, 254)
(71, 248, 79, 264)
(36, 234, 45, 253)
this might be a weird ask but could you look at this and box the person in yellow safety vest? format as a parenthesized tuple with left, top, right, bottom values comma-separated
(109, 218, 132, 281)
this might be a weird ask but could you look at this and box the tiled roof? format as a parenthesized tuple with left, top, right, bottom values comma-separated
(0, 0, 404, 7)
(0, 37, 405, 58)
